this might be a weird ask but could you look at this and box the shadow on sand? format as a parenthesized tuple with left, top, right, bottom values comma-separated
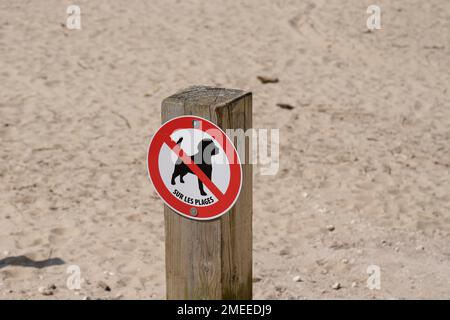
(0, 255, 65, 269)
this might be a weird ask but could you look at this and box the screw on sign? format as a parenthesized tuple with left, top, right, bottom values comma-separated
(147, 116, 242, 220)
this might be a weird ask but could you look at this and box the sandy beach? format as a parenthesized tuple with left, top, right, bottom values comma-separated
(0, 0, 449, 299)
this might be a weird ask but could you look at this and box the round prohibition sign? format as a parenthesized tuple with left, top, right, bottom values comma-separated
(147, 116, 243, 220)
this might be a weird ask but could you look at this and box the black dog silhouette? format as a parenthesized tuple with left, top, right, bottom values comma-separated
(171, 137, 219, 196)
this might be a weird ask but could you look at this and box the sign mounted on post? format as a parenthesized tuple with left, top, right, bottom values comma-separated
(147, 116, 242, 220)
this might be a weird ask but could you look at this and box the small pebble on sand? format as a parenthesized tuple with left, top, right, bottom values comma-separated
(38, 284, 56, 296)
(292, 275, 303, 282)
(332, 282, 342, 290)
(276, 103, 295, 110)
(327, 225, 335, 232)
(257, 76, 279, 84)
(97, 281, 111, 292)
(275, 285, 286, 293)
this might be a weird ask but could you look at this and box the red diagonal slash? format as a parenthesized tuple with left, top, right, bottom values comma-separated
(164, 137, 224, 200)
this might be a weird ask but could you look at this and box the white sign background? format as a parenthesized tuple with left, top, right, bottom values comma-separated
(157, 128, 230, 206)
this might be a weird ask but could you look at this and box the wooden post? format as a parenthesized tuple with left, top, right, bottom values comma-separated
(161, 86, 252, 299)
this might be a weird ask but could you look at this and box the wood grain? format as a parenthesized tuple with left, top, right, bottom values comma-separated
(161, 86, 252, 299)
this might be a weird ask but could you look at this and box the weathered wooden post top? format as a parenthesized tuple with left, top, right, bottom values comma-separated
(159, 86, 253, 299)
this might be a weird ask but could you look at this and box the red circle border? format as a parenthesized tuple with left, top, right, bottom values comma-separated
(147, 116, 243, 220)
